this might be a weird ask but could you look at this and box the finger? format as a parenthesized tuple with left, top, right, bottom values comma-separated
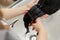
(36, 18, 41, 22)
(43, 14, 49, 18)
(32, 0, 37, 3)
(28, 0, 37, 7)
(40, 14, 49, 18)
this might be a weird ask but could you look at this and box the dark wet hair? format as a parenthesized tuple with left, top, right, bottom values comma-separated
(23, 6, 45, 33)
(23, 0, 60, 34)
(40, 0, 60, 15)
(36, 0, 60, 15)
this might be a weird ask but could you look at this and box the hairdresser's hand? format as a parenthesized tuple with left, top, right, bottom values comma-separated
(32, 18, 47, 40)
(23, 0, 37, 14)
(31, 18, 46, 32)
(27, 0, 37, 10)
(24, 0, 37, 14)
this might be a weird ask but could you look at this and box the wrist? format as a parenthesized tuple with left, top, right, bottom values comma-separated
(37, 26, 46, 33)
(39, 28, 46, 33)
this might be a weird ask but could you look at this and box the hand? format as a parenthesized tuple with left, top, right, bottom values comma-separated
(23, 0, 37, 14)
(31, 18, 45, 32)
(31, 18, 47, 40)
(27, 0, 37, 10)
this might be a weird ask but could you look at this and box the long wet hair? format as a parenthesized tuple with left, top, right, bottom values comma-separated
(23, 0, 60, 34)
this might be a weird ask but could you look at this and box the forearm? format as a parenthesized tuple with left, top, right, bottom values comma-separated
(0, 5, 29, 20)
(37, 27, 47, 40)
(0, 0, 36, 20)
(32, 18, 48, 40)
